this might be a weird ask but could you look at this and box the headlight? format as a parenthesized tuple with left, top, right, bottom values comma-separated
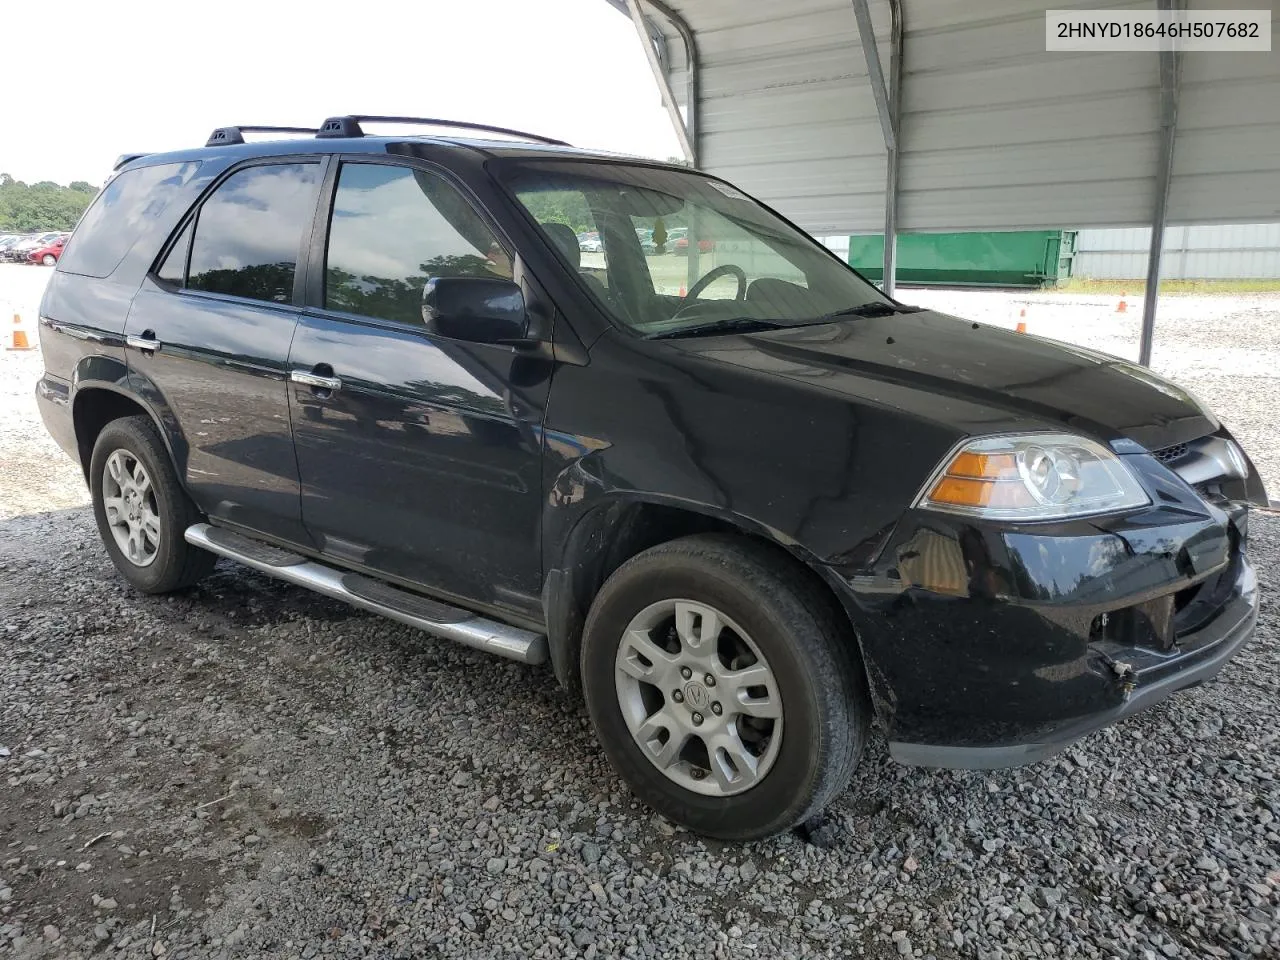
(916, 433, 1150, 520)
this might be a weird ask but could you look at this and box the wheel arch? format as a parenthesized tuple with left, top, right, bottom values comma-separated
(71, 382, 181, 486)
(542, 494, 871, 702)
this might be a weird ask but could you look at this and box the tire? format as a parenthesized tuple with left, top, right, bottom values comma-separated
(89, 415, 216, 593)
(41, 254, 57, 266)
(581, 534, 869, 840)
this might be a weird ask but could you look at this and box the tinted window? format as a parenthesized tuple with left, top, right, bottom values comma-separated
(324, 163, 511, 326)
(521, 189, 610, 290)
(188, 163, 320, 304)
(58, 161, 202, 278)
(156, 220, 192, 285)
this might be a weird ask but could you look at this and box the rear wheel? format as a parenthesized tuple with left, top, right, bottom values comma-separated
(89, 415, 215, 593)
(41, 254, 57, 266)
(581, 535, 868, 840)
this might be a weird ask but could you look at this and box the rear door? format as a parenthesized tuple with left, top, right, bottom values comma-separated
(287, 157, 549, 617)
(124, 158, 325, 544)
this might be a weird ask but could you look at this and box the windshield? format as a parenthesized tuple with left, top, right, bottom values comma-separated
(498, 160, 888, 337)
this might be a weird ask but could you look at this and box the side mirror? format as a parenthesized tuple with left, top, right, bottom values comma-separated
(421, 276, 529, 345)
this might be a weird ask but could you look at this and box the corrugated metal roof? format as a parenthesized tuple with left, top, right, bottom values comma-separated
(635, 0, 1280, 234)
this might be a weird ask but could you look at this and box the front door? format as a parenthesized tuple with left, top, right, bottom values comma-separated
(287, 159, 549, 618)
(124, 159, 323, 544)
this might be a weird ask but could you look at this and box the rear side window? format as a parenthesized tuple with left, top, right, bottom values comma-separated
(58, 161, 202, 278)
(156, 221, 192, 285)
(323, 163, 511, 326)
(185, 163, 320, 304)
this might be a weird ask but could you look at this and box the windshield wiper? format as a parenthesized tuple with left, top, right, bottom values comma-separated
(818, 301, 920, 322)
(646, 317, 787, 340)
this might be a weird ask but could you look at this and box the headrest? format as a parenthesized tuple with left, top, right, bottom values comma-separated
(541, 221, 581, 270)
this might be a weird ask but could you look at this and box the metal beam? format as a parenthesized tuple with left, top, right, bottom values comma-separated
(1139, 0, 1183, 367)
(643, 0, 699, 165)
(852, 0, 902, 296)
(882, 0, 903, 297)
(626, 0, 695, 164)
(851, 0, 896, 152)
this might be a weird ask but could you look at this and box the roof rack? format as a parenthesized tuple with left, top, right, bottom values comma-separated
(315, 115, 569, 146)
(205, 125, 319, 147)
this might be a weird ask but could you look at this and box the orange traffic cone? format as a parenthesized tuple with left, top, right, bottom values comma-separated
(1015, 306, 1027, 333)
(678, 284, 687, 297)
(1116, 292, 1128, 314)
(7, 314, 33, 351)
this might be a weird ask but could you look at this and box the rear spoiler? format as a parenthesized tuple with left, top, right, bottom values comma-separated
(112, 153, 152, 171)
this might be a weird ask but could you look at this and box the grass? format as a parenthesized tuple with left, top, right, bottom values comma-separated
(1054, 277, 1280, 295)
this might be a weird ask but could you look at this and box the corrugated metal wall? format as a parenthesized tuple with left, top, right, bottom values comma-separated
(1076, 224, 1280, 279)
(641, 0, 1280, 235)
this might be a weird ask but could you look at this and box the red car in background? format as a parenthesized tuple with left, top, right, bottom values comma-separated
(674, 235, 715, 254)
(26, 236, 68, 266)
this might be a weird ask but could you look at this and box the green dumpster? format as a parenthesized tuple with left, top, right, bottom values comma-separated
(848, 230, 1076, 288)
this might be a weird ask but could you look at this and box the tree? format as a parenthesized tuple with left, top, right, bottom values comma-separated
(0, 178, 96, 232)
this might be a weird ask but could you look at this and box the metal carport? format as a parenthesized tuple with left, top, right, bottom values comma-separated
(610, 0, 1280, 363)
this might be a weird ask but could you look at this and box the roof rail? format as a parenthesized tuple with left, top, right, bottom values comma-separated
(205, 126, 319, 148)
(316, 115, 570, 146)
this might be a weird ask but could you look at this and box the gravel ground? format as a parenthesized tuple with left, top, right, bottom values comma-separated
(2, 265, 1278, 959)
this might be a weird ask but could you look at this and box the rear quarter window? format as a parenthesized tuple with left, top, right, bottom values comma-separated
(58, 161, 202, 278)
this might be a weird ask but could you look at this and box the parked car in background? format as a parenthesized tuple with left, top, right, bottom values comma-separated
(26, 235, 68, 265)
(1, 236, 36, 261)
(5, 232, 65, 262)
(633, 227, 658, 254)
(579, 232, 602, 253)
(674, 234, 715, 254)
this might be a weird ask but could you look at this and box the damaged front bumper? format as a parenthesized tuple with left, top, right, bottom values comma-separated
(888, 555, 1256, 769)
(836, 450, 1262, 770)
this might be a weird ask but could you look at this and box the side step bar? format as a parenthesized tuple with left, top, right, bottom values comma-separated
(185, 523, 548, 665)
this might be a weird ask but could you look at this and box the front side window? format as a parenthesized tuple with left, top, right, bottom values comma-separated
(324, 163, 512, 327)
(500, 161, 886, 336)
(516, 189, 610, 291)
(186, 163, 320, 304)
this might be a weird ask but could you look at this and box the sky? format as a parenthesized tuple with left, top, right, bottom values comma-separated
(1, 0, 682, 186)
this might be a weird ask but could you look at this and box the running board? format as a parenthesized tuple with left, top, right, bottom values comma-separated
(184, 523, 547, 665)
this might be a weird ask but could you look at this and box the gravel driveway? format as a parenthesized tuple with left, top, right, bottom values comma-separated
(2, 266, 1278, 958)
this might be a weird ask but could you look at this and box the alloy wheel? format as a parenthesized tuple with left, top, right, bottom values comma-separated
(614, 599, 783, 796)
(102, 449, 160, 567)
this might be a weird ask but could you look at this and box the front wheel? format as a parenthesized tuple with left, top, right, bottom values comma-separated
(41, 254, 57, 266)
(581, 535, 869, 840)
(89, 415, 216, 593)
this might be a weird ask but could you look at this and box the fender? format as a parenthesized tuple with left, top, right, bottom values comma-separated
(541, 477, 842, 696)
(70, 355, 191, 491)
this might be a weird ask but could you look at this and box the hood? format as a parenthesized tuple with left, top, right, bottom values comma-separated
(671, 310, 1216, 451)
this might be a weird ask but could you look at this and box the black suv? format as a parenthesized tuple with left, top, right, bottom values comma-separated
(37, 117, 1267, 839)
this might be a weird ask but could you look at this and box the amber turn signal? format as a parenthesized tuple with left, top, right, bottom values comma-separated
(926, 455, 1033, 509)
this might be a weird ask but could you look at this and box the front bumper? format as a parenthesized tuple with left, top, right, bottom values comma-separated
(889, 556, 1257, 768)
(836, 452, 1262, 769)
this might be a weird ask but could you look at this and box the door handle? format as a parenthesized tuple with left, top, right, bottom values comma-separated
(127, 330, 161, 352)
(290, 370, 342, 392)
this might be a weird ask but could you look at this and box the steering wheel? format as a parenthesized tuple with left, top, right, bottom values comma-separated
(685, 263, 747, 301)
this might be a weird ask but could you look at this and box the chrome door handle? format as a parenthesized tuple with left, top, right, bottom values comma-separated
(126, 334, 161, 352)
(290, 370, 342, 392)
